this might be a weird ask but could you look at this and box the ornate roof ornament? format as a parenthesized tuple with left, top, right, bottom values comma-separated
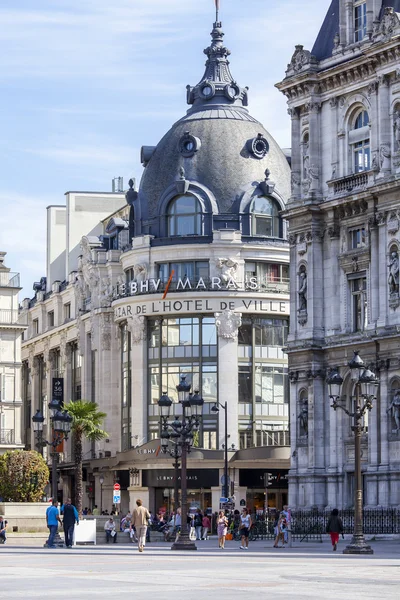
(186, 11, 249, 111)
(285, 45, 318, 78)
(373, 7, 400, 42)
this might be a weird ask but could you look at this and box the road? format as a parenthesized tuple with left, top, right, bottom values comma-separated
(1, 539, 399, 599)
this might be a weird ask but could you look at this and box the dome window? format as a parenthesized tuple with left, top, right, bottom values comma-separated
(167, 195, 202, 237)
(250, 197, 281, 238)
(247, 133, 270, 159)
(178, 132, 201, 158)
(224, 83, 239, 100)
(199, 81, 215, 100)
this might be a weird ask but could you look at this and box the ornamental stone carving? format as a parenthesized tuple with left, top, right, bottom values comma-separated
(298, 398, 308, 436)
(99, 277, 114, 308)
(215, 258, 239, 285)
(286, 45, 317, 75)
(100, 313, 112, 351)
(380, 144, 391, 170)
(297, 267, 308, 326)
(388, 250, 400, 305)
(215, 310, 242, 340)
(373, 7, 400, 41)
(133, 264, 148, 283)
(127, 315, 146, 345)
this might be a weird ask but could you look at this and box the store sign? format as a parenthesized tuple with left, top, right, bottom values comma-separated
(142, 469, 219, 488)
(115, 297, 288, 319)
(239, 469, 289, 489)
(114, 276, 285, 299)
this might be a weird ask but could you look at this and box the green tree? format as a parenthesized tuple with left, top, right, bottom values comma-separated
(0, 450, 49, 502)
(65, 400, 108, 515)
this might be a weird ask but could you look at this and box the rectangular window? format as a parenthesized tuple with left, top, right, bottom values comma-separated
(350, 228, 366, 249)
(244, 261, 289, 290)
(238, 366, 252, 403)
(157, 261, 209, 284)
(354, 141, 370, 173)
(351, 276, 367, 332)
(354, 2, 367, 42)
(254, 365, 288, 404)
(32, 319, 39, 335)
(47, 311, 54, 328)
(64, 303, 71, 322)
(203, 431, 217, 450)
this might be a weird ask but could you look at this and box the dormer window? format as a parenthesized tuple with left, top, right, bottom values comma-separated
(167, 195, 202, 237)
(349, 109, 370, 173)
(354, 2, 367, 42)
(250, 197, 281, 238)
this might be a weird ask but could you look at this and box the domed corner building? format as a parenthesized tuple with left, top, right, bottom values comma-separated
(21, 16, 292, 516)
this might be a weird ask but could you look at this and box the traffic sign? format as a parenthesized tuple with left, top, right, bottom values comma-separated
(220, 497, 229, 503)
(113, 483, 121, 491)
(113, 490, 121, 504)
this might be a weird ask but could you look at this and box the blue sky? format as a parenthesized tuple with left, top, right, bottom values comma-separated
(0, 0, 329, 297)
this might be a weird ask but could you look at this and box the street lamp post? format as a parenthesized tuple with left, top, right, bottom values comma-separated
(326, 351, 378, 555)
(32, 399, 72, 547)
(211, 401, 229, 500)
(99, 476, 104, 514)
(158, 376, 204, 551)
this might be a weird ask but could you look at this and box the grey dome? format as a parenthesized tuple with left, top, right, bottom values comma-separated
(135, 20, 291, 237)
(139, 109, 291, 219)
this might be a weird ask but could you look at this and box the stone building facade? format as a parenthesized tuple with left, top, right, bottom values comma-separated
(21, 17, 292, 515)
(276, 0, 400, 508)
(0, 252, 26, 454)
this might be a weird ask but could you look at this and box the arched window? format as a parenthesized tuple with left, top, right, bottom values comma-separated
(250, 197, 280, 237)
(349, 109, 370, 173)
(167, 195, 202, 237)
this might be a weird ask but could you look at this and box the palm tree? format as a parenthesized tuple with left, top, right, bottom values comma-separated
(65, 400, 108, 515)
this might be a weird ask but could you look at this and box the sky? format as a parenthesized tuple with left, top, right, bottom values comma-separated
(0, 0, 329, 298)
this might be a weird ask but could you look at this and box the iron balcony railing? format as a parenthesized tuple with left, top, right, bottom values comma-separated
(0, 308, 28, 326)
(0, 272, 20, 288)
(0, 429, 15, 444)
(328, 171, 372, 195)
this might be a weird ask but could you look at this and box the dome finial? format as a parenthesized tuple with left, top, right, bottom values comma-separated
(215, 0, 220, 24)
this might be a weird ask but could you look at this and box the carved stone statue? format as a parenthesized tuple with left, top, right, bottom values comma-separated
(298, 271, 307, 312)
(216, 258, 239, 284)
(99, 277, 113, 307)
(394, 111, 400, 148)
(127, 315, 146, 345)
(133, 264, 148, 283)
(215, 310, 242, 340)
(387, 390, 400, 432)
(388, 250, 399, 294)
(298, 399, 308, 436)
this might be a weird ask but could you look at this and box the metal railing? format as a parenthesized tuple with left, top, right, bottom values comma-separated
(263, 430, 290, 446)
(0, 429, 15, 444)
(0, 309, 28, 326)
(0, 272, 20, 288)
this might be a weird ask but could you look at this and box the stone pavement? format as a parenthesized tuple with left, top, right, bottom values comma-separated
(1, 539, 399, 599)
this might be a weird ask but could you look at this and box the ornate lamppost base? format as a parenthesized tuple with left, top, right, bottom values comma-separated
(343, 536, 373, 555)
(171, 536, 197, 551)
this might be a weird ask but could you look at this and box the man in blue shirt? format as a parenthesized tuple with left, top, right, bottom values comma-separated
(46, 500, 61, 548)
(60, 499, 79, 548)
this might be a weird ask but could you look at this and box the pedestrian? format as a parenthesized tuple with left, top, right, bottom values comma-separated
(217, 511, 228, 548)
(132, 499, 150, 553)
(0, 516, 8, 544)
(60, 498, 79, 548)
(82, 507, 88, 516)
(326, 508, 344, 551)
(46, 500, 62, 548)
(282, 505, 291, 544)
(202, 513, 211, 540)
(239, 507, 252, 550)
(194, 508, 203, 540)
(273, 512, 287, 548)
(92, 505, 100, 516)
(104, 517, 117, 543)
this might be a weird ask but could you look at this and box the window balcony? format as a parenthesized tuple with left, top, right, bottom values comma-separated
(0, 308, 28, 326)
(327, 170, 373, 197)
(0, 429, 15, 444)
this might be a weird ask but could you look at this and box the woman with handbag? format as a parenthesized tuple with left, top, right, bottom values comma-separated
(239, 507, 252, 550)
(217, 511, 229, 548)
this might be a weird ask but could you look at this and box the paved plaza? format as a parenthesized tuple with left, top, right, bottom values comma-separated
(1, 539, 399, 599)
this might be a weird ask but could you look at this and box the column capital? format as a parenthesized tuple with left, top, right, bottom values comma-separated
(215, 310, 242, 341)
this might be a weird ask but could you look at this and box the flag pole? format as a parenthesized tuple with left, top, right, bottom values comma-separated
(215, 0, 220, 22)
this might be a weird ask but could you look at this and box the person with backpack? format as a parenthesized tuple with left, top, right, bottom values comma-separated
(60, 498, 79, 548)
(326, 508, 344, 551)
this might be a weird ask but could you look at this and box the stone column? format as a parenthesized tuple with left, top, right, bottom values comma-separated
(128, 315, 147, 443)
(29, 354, 39, 450)
(289, 107, 301, 201)
(378, 370, 389, 506)
(378, 75, 392, 174)
(377, 212, 388, 328)
(329, 97, 338, 179)
(215, 310, 241, 451)
(326, 227, 340, 335)
(308, 102, 321, 196)
(345, 1, 353, 46)
(368, 80, 379, 169)
(369, 216, 380, 324)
